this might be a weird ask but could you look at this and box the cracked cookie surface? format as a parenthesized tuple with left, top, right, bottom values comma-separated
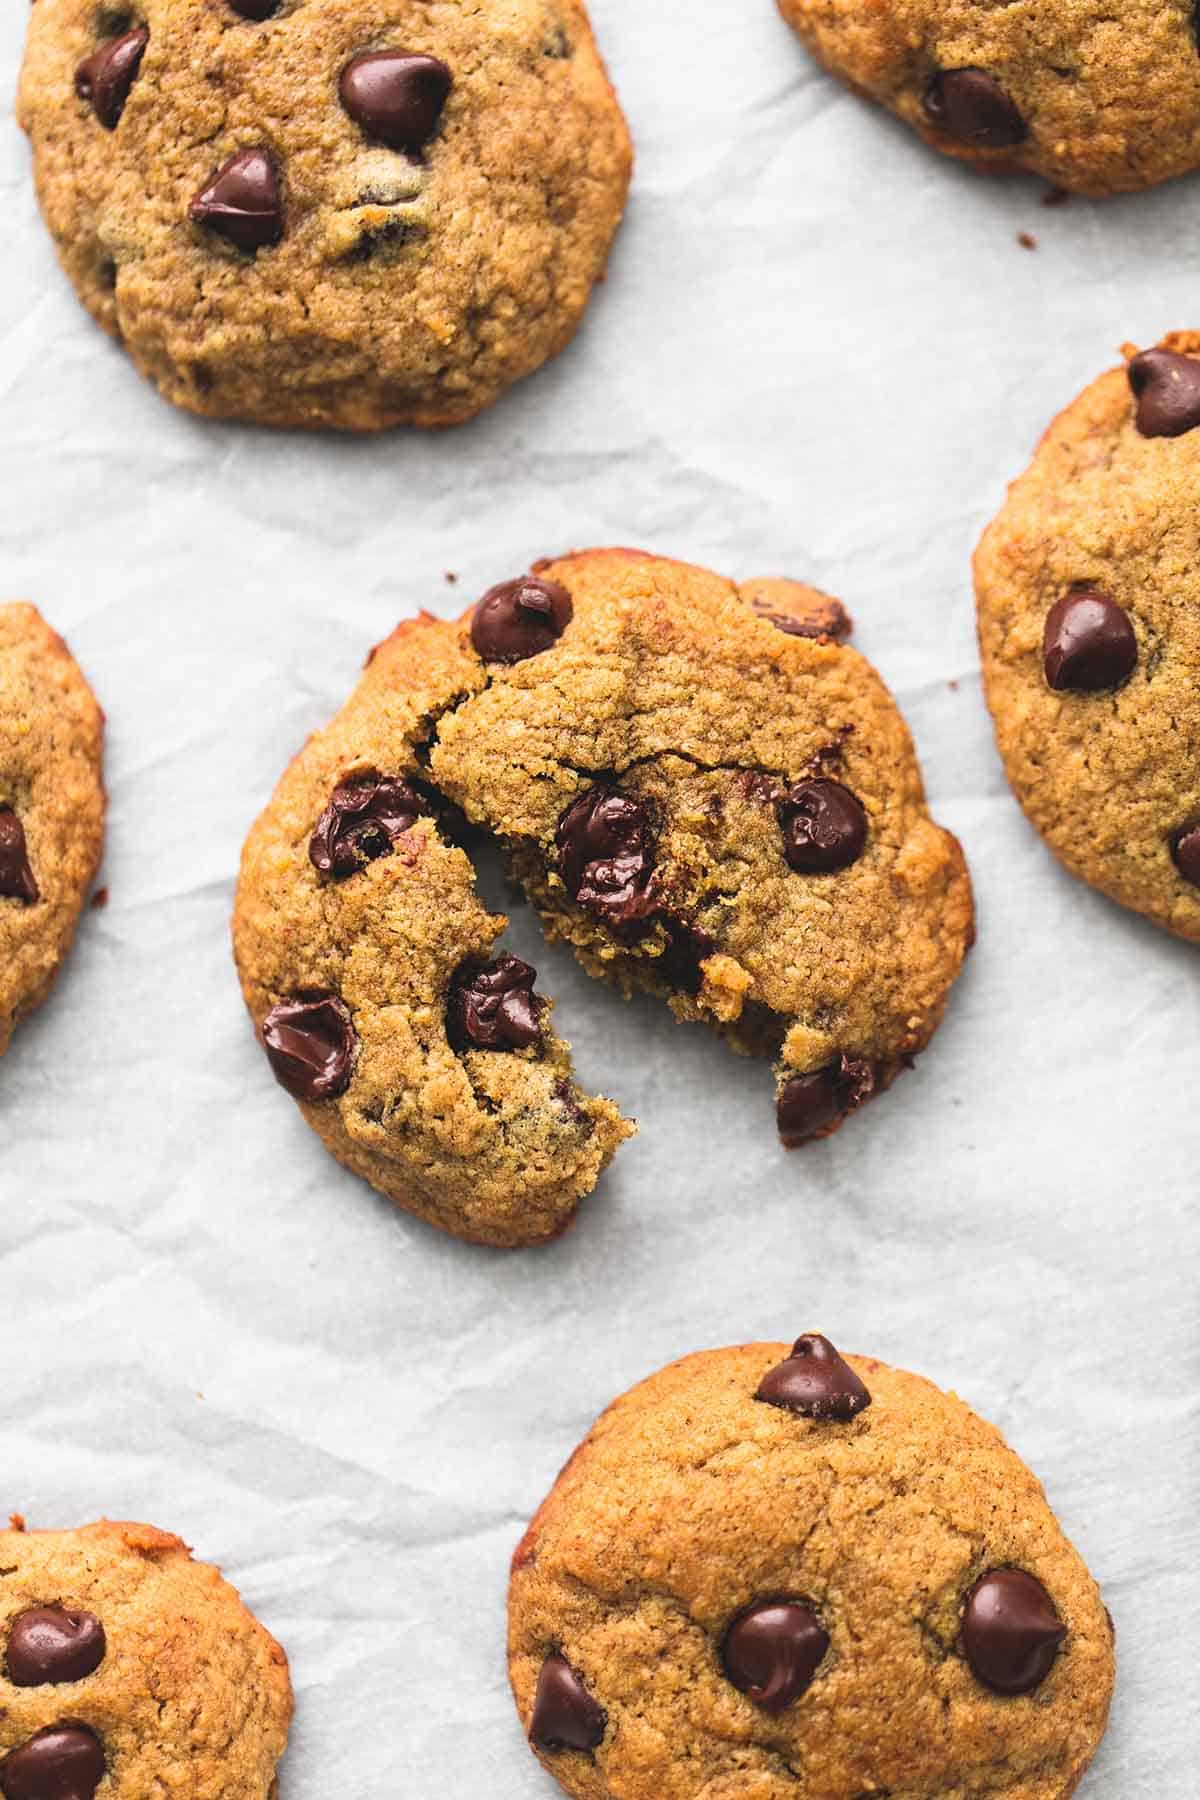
(0, 1518, 291, 1800)
(18, 0, 631, 429)
(0, 605, 105, 1060)
(777, 1, 1200, 196)
(508, 1338, 1114, 1799)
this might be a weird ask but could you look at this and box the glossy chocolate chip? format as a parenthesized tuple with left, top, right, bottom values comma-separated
(471, 577, 573, 665)
(777, 1065, 846, 1145)
(756, 1332, 872, 1421)
(447, 954, 541, 1051)
(721, 1600, 829, 1712)
(1128, 347, 1200, 438)
(261, 993, 356, 1101)
(923, 68, 1027, 149)
(74, 27, 148, 129)
(0, 809, 39, 904)
(756, 602, 851, 643)
(309, 772, 423, 878)
(556, 786, 657, 932)
(1043, 591, 1137, 693)
(961, 1569, 1067, 1695)
(0, 1725, 105, 1800)
(6, 1610, 106, 1687)
(1170, 820, 1200, 886)
(529, 1653, 607, 1754)
(339, 52, 452, 152)
(189, 148, 283, 252)
(228, 0, 279, 18)
(777, 779, 867, 874)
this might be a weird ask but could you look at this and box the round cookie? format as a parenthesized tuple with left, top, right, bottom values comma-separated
(0, 1518, 291, 1799)
(976, 333, 1200, 942)
(0, 605, 105, 1060)
(508, 1334, 1115, 1799)
(233, 549, 972, 1248)
(776, 1, 1200, 196)
(17, 0, 631, 430)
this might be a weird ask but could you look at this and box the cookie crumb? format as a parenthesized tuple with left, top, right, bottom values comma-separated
(444, 571, 459, 585)
(1017, 231, 1037, 250)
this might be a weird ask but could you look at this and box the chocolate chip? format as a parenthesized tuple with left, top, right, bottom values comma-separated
(1128, 347, 1200, 438)
(471, 577, 574, 665)
(261, 993, 356, 1101)
(74, 27, 148, 129)
(0, 809, 39, 904)
(529, 1653, 606, 1755)
(777, 779, 867, 874)
(189, 148, 283, 252)
(658, 914, 716, 995)
(309, 772, 424, 878)
(0, 1725, 105, 1800)
(228, 0, 279, 17)
(756, 603, 851, 643)
(923, 68, 1027, 149)
(556, 786, 658, 933)
(447, 954, 541, 1051)
(339, 52, 452, 152)
(1043, 590, 1137, 693)
(6, 1610, 106, 1687)
(721, 1600, 829, 1712)
(961, 1569, 1067, 1695)
(1170, 820, 1200, 886)
(756, 1332, 872, 1421)
(776, 1056, 872, 1147)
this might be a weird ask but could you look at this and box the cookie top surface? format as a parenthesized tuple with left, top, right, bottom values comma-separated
(778, 0, 1200, 196)
(0, 1519, 291, 1799)
(0, 604, 105, 1059)
(976, 332, 1200, 942)
(508, 1338, 1114, 1800)
(18, 0, 631, 430)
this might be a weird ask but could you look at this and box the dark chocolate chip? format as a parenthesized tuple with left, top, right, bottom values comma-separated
(447, 954, 541, 1052)
(1170, 820, 1200, 887)
(228, 0, 280, 18)
(0, 809, 39, 904)
(309, 771, 424, 878)
(1128, 347, 1200, 439)
(961, 1569, 1067, 1695)
(339, 52, 452, 152)
(189, 148, 283, 252)
(471, 576, 573, 665)
(556, 786, 657, 933)
(776, 1056, 873, 1147)
(923, 68, 1027, 149)
(777, 779, 867, 874)
(529, 1653, 607, 1755)
(0, 1725, 105, 1800)
(658, 914, 716, 995)
(755, 603, 851, 643)
(6, 1610, 106, 1687)
(1042, 591, 1137, 693)
(261, 993, 356, 1101)
(721, 1600, 829, 1712)
(74, 27, 148, 129)
(756, 1332, 872, 1421)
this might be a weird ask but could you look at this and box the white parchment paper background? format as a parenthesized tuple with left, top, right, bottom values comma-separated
(1, 3, 1197, 1792)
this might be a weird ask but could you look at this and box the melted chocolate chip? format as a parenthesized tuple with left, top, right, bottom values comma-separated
(309, 772, 424, 878)
(0, 1725, 105, 1800)
(339, 51, 452, 152)
(6, 1610, 106, 1687)
(0, 809, 39, 904)
(556, 786, 658, 933)
(447, 954, 541, 1051)
(189, 148, 283, 252)
(74, 27, 148, 129)
(777, 779, 868, 874)
(471, 577, 574, 664)
(923, 68, 1027, 149)
(261, 993, 357, 1101)
(721, 1600, 829, 1712)
(1128, 347, 1200, 438)
(228, 0, 279, 17)
(1170, 820, 1200, 887)
(755, 1333, 872, 1421)
(755, 602, 851, 643)
(529, 1653, 607, 1754)
(961, 1569, 1067, 1695)
(1043, 591, 1137, 693)
(777, 1064, 848, 1145)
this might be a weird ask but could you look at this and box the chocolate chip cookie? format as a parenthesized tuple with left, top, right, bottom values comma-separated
(17, 0, 631, 429)
(0, 605, 105, 1061)
(509, 1333, 1115, 1798)
(233, 549, 972, 1247)
(976, 333, 1200, 942)
(777, 1, 1200, 196)
(0, 1518, 291, 1799)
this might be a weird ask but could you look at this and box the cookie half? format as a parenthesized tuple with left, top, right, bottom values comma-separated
(0, 604, 105, 1059)
(18, 0, 631, 429)
(976, 333, 1200, 943)
(509, 1335, 1115, 1799)
(0, 1518, 291, 1799)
